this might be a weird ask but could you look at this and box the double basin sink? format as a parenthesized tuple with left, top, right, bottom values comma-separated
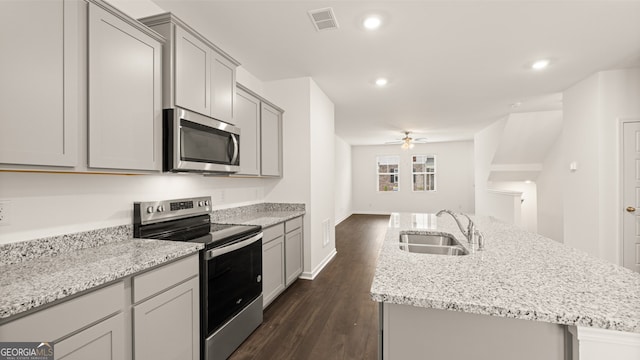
(399, 233, 468, 256)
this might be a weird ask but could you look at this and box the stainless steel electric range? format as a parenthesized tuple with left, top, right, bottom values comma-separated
(133, 196, 263, 360)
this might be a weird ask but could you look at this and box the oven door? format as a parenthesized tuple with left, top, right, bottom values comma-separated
(164, 107, 240, 173)
(204, 232, 262, 336)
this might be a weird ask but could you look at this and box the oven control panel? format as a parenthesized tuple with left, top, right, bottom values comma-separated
(134, 196, 212, 225)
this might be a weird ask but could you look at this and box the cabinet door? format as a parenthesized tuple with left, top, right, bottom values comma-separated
(262, 236, 285, 308)
(235, 88, 261, 175)
(88, 3, 162, 170)
(175, 26, 210, 116)
(260, 103, 283, 177)
(285, 226, 303, 287)
(210, 53, 236, 124)
(55, 313, 125, 360)
(0, 0, 77, 167)
(133, 276, 199, 360)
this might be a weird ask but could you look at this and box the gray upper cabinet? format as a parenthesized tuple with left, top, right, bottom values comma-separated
(211, 55, 236, 124)
(140, 13, 239, 124)
(175, 26, 209, 115)
(261, 103, 283, 177)
(88, 1, 163, 171)
(0, 0, 78, 167)
(236, 87, 261, 176)
(235, 84, 284, 177)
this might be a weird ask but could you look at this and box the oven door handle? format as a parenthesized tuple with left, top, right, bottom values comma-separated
(205, 232, 262, 260)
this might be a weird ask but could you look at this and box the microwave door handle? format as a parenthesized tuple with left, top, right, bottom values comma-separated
(230, 134, 239, 164)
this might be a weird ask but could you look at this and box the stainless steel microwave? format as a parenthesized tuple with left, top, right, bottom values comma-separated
(163, 107, 240, 174)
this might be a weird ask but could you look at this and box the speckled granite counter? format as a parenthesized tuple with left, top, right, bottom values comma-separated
(211, 203, 305, 227)
(0, 226, 203, 321)
(370, 213, 640, 333)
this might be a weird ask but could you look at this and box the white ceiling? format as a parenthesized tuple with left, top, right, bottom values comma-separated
(149, 0, 640, 145)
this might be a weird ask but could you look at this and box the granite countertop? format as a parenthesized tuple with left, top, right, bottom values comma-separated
(213, 211, 306, 228)
(0, 230, 203, 321)
(370, 213, 640, 333)
(211, 203, 305, 228)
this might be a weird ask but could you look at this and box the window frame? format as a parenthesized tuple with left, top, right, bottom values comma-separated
(411, 154, 437, 192)
(376, 155, 400, 192)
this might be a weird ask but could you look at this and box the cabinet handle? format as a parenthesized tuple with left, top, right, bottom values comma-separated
(626, 206, 636, 213)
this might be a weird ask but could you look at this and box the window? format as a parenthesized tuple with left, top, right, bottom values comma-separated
(377, 155, 399, 192)
(412, 155, 436, 191)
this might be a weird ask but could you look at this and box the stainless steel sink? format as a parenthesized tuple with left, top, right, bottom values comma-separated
(400, 233, 458, 246)
(399, 233, 468, 256)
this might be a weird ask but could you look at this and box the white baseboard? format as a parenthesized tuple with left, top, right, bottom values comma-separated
(335, 212, 353, 226)
(299, 248, 337, 280)
(352, 211, 392, 216)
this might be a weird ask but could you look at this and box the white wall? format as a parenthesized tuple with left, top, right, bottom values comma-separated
(0, 172, 266, 244)
(561, 68, 640, 264)
(474, 118, 507, 216)
(536, 136, 564, 242)
(334, 136, 353, 225)
(309, 80, 336, 273)
(351, 141, 474, 214)
(484, 189, 522, 226)
(263, 77, 336, 279)
(487, 182, 537, 232)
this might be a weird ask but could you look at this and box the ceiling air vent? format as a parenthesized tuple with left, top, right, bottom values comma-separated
(308, 7, 339, 31)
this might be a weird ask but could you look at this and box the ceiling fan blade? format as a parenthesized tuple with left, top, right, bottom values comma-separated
(385, 140, 403, 144)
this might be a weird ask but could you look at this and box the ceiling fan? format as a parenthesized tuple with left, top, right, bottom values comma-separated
(385, 131, 428, 149)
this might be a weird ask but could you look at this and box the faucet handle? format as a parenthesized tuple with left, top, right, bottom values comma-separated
(474, 230, 485, 250)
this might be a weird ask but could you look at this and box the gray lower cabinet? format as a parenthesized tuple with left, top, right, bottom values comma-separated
(55, 312, 125, 360)
(132, 255, 200, 360)
(262, 224, 286, 309)
(285, 218, 303, 286)
(0, 254, 199, 360)
(262, 216, 304, 308)
(133, 277, 200, 360)
(0, 281, 125, 359)
(87, 1, 163, 171)
(0, 0, 78, 167)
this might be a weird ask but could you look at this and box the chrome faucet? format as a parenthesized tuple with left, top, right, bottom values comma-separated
(436, 209, 484, 250)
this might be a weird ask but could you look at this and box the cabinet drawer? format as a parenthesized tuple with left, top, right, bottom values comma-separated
(0, 281, 124, 342)
(263, 223, 284, 243)
(285, 217, 302, 233)
(133, 254, 199, 303)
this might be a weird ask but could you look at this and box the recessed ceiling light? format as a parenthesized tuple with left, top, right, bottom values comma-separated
(531, 59, 550, 70)
(363, 16, 382, 30)
(510, 102, 522, 108)
(375, 78, 388, 86)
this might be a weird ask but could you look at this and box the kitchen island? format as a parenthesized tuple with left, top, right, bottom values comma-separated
(371, 213, 640, 360)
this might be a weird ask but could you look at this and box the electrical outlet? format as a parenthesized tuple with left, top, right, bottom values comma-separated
(0, 200, 11, 226)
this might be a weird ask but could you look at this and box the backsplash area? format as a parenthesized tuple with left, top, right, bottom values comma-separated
(0, 225, 131, 266)
(0, 172, 280, 244)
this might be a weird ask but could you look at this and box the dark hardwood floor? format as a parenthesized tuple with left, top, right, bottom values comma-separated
(229, 214, 390, 360)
